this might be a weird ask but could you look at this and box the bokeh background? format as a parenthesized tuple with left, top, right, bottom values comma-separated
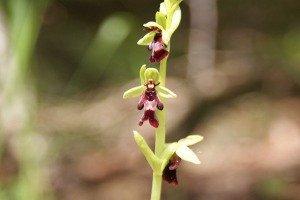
(1, 0, 300, 199)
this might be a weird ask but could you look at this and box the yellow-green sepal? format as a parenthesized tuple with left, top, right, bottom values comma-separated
(144, 68, 160, 84)
(137, 31, 156, 46)
(176, 135, 203, 164)
(156, 11, 167, 29)
(123, 85, 144, 99)
(143, 21, 164, 31)
(178, 135, 204, 146)
(139, 65, 147, 85)
(156, 86, 176, 98)
(176, 144, 201, 164)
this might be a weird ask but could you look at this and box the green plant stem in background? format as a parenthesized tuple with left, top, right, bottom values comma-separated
(0, 1, 50, 199)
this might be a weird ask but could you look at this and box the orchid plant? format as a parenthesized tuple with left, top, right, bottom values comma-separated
(123, 0, 203, 199)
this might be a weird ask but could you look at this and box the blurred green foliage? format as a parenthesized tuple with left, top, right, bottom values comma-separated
(258, 176, 285, 198)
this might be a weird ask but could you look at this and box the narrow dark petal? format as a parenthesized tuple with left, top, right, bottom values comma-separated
(157, 102, 163, 110)
(163, 161, 178, 185)
(137, 103, 144, 110)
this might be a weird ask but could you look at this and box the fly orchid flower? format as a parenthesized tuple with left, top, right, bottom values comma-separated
(133, 132, 203, 186)
(138, 22, 170, 63)
(161, 135, 203, 184)
(137, 1, 182, 63)
(148, 34, 169, 63)
(123, 65, 176, 127)
(137, 79, 163, 128)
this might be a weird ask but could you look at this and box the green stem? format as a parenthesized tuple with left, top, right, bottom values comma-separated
(155, 53, 168, 156)
(150, 173, 163, 200)
(151, 55, 168, 200)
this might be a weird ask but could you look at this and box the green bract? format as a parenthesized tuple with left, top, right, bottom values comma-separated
(133, 131, 162, 173)
(159, 2, 167, 15)
(123, 65, 176, 99)
(167, 3, 181, 37)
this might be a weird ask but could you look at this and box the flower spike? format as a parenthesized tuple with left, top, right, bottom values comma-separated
(123, 65, 176, 128)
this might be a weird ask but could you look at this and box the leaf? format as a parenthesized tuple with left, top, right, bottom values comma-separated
(123, 85, 144, 99)
(157, 86, 176, 98)
(137, 31, 156, 46)
(133, 131, 161, 172)
(178, 135, 204, 146)
(176, 145, 201, 164)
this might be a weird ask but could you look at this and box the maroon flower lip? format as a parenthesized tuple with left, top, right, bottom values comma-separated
(163, 157, 181, 185)
(148, 34, 169, 63)
(137, 79, 164, 128)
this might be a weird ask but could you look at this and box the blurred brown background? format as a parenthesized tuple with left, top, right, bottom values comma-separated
(1, 0, 300, 199)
